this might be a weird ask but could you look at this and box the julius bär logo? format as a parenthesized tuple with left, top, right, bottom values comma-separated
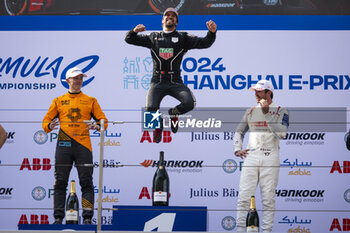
(33, 130, 48, 144)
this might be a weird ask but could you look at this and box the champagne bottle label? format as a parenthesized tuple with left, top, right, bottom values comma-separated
(247, 226, 259, 232)
(153, 191, 167, 202)
(65, 209, 78, 221)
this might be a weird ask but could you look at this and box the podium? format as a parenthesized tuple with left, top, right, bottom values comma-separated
(18, 205, 207, 232)
(112, 205, 207, 231)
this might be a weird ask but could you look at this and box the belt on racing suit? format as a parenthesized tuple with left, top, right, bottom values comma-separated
(154, 70, 181, 83)
(250, 148, 273, 152)
(249, 148, 274, 157)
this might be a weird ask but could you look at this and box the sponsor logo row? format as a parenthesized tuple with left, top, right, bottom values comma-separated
(15, 213, 350, 232)
(4, 130, 339, 146)
(9, 157, 350, 176)
(3, 184, 350, 205)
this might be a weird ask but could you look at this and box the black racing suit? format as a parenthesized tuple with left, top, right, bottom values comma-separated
(125, 29, 216, 115)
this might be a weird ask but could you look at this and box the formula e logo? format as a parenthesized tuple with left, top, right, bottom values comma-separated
(60, 55, 99, 89)
(0, 55, 99, 91)
(222, 159, 237, 174)
(221, 216, 236, 231)
(143, 110, 162, 129)
(33, 130, 48, 144)
(31, 186, 46, 201)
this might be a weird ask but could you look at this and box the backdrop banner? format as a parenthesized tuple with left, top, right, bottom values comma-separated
(0, 16, 349, 232)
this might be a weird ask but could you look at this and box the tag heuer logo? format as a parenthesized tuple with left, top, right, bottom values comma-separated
(159, 48, 173, 60)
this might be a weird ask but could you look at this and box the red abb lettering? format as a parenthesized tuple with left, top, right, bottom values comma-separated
(32, 158, 41, 171)
(18, 215, 29, 225)
(140, 131, 172, 143)
(330, 161, 350, 174)
(330, 161, 342, 174)
(40, 215, 49, 224)
(19, 158, 51, 171)
(344, 218, 350, 231)
(30, 215, 39, 224)
(140, 131, 152, 143)
(163, 131, 172, 143)
(330, 218, 350, 231)
(344, 161, 350, 174)
(20, 158, 31, 170)
(18, 214, 49, 225)
(42, 158, 51, 171)
(138, 187, 151, 199)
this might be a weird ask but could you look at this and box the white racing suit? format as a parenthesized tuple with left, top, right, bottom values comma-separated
(234, 103, 289, 232)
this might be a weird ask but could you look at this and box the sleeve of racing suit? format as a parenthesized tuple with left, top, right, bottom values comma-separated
(91, 98, 108, 131)
(184, 31, 216, 50)
(233, 109, 250, 153)
(125, 29, 153, 49)
(264, 107, 289, 139)
(42, 98, 58, 133)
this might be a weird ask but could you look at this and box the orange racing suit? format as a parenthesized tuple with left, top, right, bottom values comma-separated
(42, 91, 107, 221)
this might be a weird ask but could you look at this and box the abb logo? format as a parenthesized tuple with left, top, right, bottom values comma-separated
(140, 131, 172, 143)
(138, 187, 171, 200)
(19, 158, 51, 171)
(139, 187, 151, 199)
(330, 161, 350, 174)
(18, 214, 49, 225)
(330, 218, 350, 231)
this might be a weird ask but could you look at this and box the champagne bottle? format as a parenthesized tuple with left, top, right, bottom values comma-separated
(152, 151, 169, 206)
(66, 180, 79, 224)
(246, 196, 259, 232)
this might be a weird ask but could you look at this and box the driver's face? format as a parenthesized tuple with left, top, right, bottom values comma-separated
(255, 90, 267, 103)
(162, 11, 178, 27)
